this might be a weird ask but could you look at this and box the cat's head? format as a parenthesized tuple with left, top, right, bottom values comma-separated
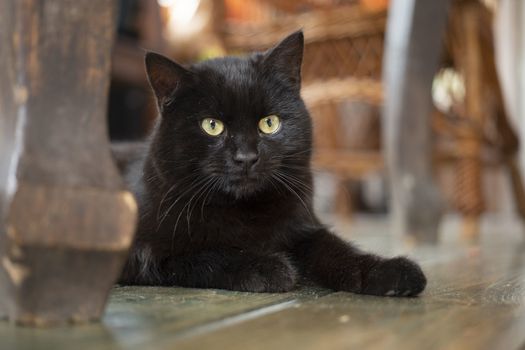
(145, 31, 312, 199)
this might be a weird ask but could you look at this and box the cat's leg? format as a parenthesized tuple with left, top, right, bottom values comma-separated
(161, 251, 298, 292)
(291, 229, 426, 297)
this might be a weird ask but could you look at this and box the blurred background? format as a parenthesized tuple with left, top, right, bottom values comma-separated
(108, 0, 525, 230)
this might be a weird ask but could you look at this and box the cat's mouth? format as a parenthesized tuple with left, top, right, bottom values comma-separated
(224, 173, 264, 197)
(228, 174, 259, 187)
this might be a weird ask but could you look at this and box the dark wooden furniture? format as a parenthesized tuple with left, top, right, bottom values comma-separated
(0, 0, 137, 326)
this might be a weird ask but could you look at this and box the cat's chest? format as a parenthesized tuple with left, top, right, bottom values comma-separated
(197, 205, 284, 236)
(167, 202, 292, 250)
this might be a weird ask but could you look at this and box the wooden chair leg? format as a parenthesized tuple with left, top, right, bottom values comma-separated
(452, 1, 486, 238)
(454, 157, 483, 240)
(0, 0, 137, 326)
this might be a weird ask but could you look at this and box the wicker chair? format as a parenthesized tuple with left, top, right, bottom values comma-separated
(433, 0, 525, 236)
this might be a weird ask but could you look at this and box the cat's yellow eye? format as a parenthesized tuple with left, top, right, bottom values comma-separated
(201, 118, 224, 136)
(258, 115, 281, 134)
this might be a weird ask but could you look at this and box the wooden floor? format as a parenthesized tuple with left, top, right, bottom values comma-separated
(2, 215, 525, 350)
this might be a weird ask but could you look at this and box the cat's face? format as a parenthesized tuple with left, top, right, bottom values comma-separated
(146, 31, 312, 199)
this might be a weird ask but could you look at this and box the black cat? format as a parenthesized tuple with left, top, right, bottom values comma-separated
(118, 31, 427, 297)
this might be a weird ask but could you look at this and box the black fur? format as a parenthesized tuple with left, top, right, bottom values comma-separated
(119, 31, 427, 297)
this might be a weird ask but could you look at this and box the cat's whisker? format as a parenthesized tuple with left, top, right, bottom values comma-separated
(282, 148, 313, 157)
(278, 164, 324, 174)
(271, 173, 312, 218)
(157, 175, 202, 222)
(156, 183, 178, 221)
(269, 148, 313, 161)
(170, 181, 210, 249)
(156, 175, 209, 231)
(274, 170, 313, 198)
(278, 181, 311, 205)
(169, 176, 215, 249)
(200, 177, 221, 220)
(267, 176, 285, 197)
(276, 170, 313, 193)
(186, 176, 217, 229)
(272, 172, 308, 206)
(185, 177, 214, 220)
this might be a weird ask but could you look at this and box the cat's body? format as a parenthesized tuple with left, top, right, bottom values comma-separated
(119, 32, 427, 296)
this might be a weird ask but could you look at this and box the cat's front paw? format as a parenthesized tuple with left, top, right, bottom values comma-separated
(233, 253, 297, 293)
(362, 257, 426, 297)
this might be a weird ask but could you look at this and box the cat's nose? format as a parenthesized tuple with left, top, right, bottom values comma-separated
(233, 151, 259, 168)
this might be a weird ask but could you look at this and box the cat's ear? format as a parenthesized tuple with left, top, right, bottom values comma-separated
(145, 52, 192, 106)
(263, 30, 304, 90)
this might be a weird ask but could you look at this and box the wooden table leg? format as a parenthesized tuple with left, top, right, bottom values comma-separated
(0, 0, 137, 326)
(383, 0, 451, 242)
